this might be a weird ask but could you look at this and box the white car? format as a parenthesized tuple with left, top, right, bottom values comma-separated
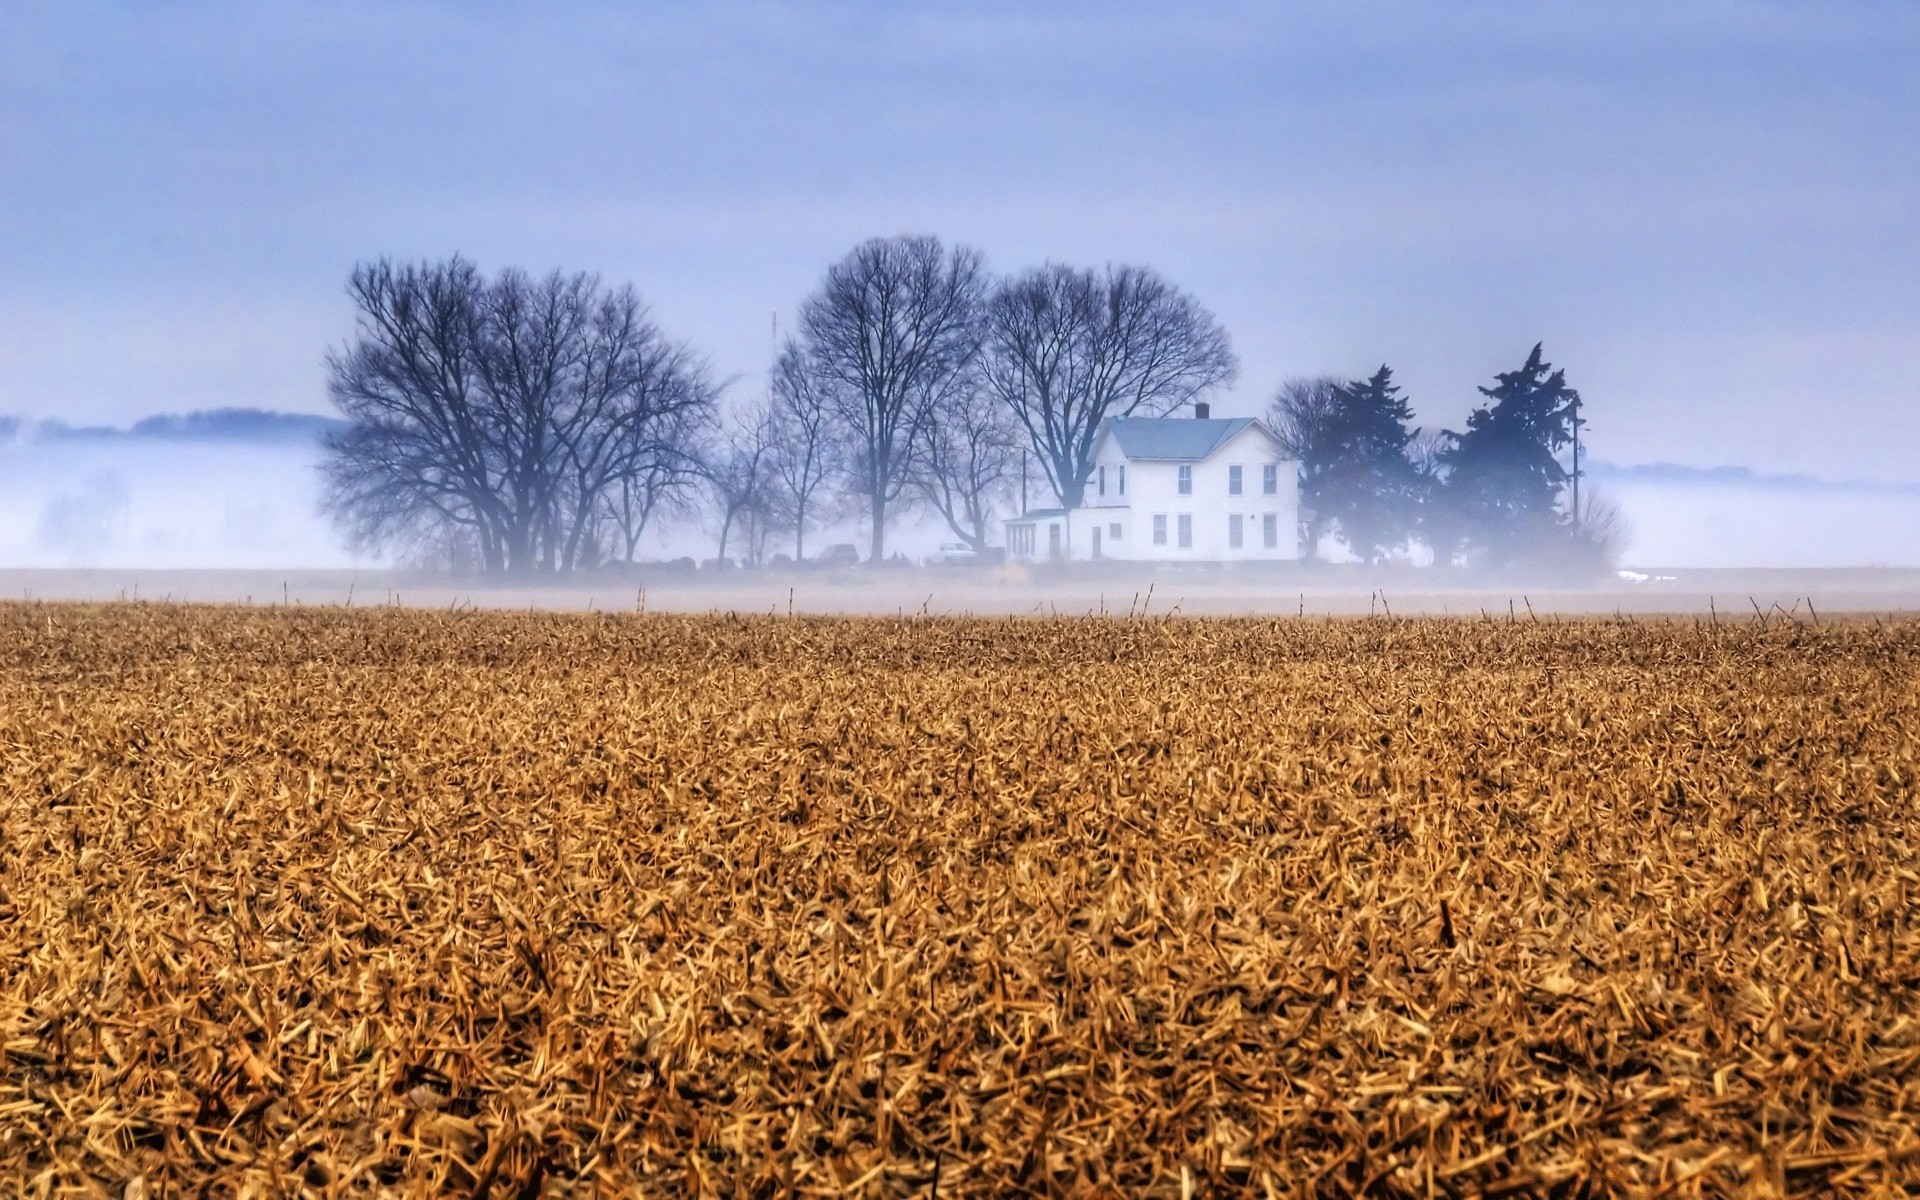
(927, 541, 982, 566)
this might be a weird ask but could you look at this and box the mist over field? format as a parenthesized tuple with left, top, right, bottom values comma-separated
(1592, 476, 1920, 569)
(3, 424, 1917, 573)
(0, 437, 348, 570)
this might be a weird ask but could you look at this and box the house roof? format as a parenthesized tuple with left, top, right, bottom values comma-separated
(1007, 507, 1070, 522)
(1101, 417, 1267, 461)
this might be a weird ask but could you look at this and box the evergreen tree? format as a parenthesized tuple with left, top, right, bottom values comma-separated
(1437, 344, 1581, 563)
(1319, 365, 1423, 564)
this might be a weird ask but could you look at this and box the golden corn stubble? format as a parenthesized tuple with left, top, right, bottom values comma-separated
(0, 603, 1916, 1196)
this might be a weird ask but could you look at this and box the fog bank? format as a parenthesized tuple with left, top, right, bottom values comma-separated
(2, 432, 1916, 570)
(0, 438, 358, 569)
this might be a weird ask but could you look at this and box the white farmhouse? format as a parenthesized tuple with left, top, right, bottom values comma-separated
(1006, 406, 1301, 562)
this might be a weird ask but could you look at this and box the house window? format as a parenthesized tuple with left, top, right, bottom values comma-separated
(1228, 465, 1243, 495)
(1177, 514, 1192, 548)
(1097, 465, 1106, 497)
(1229, 513, 1243, 548)
(1263, 513, 1278, 548)
(1177, 465, 1192, 495)
(1109, 522, 1122, 540)
(1152, 514, 1167, 545)
(1263, 463, 1278, 495)
(1118, 465, 1126, 495)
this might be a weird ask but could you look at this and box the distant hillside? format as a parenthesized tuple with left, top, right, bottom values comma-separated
(6, 408, 349, 445)
(128, 409, 350, 442)
(1587, 460, 1920, 496)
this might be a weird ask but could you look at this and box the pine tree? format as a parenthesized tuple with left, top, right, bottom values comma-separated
(1437, 344, 1581, 564)
(1319, 365, 1423, 564)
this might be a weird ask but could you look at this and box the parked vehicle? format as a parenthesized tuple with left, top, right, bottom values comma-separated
(927, 541, 983, 566)
(814, 543, 861, 568)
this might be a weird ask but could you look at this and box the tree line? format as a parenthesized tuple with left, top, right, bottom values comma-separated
(321, 239, 1232, 571)
(321, 237, 1613, 573)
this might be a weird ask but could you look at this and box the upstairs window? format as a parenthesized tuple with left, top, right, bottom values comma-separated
(1263, 463, 1278, 495)
(1118, 465, 1126, 495)
(1228, 465, 1243, 495)
(1177, 465, 1192, 495)
(1097, 465, 1106, 497)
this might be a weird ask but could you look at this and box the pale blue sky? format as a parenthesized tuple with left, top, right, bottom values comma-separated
(3, 1, 1917, 480)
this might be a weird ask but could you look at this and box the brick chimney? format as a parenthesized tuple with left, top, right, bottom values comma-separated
(1194, 402, 1210, 419)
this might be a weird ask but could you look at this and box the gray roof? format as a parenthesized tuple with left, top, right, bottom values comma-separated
(1101, 417, 1267, 461)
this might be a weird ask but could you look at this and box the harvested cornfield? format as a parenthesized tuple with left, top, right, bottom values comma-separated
(2, 604, 1917, 1197)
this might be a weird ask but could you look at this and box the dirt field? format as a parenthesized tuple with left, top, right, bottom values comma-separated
(3, 604, 1918, 1194)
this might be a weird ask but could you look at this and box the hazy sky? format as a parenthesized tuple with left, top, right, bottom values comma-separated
(4, 2, 1917, 480)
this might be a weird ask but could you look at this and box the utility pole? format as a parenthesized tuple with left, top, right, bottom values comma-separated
(1570, 390, 1583, 527)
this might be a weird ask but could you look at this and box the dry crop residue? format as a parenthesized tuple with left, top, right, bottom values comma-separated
(2, 604, 1917, 1196)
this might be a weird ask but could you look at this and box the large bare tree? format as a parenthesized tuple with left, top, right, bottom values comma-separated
(795, 235, 986, 561)
(322, 257, 716, 573)
(983, 263, 1236, 510)
(911, 374, 1020, 553)
(467, 267, 587, 571)
(540, 279, 718, 570)
(321, 259, 500, 566)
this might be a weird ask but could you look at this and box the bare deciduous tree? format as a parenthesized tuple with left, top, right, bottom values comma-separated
(542, 281, 718, 571)
(600, 402, 708, 564)
(1572, 483, 1632, 567)
(322, 257, 716, 574)
(1268, 375, 1344, 561)
(1406, 427, 1451, 564)
(465, 267, 595, 572)
(767, 340, 840, 561)
(911, 375, 1020, 553)
(795, 235, 987, 561)
(702, 402, 780, 568)
(322, 258, 501, 566)
(984, 263, 1236, 510)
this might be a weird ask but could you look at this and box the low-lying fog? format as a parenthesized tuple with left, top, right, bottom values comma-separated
(5, 431, 1917, 573)
(1, 437, 357, 569)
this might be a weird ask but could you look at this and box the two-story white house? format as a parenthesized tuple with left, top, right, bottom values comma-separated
(1006, 406, 1301, 563)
